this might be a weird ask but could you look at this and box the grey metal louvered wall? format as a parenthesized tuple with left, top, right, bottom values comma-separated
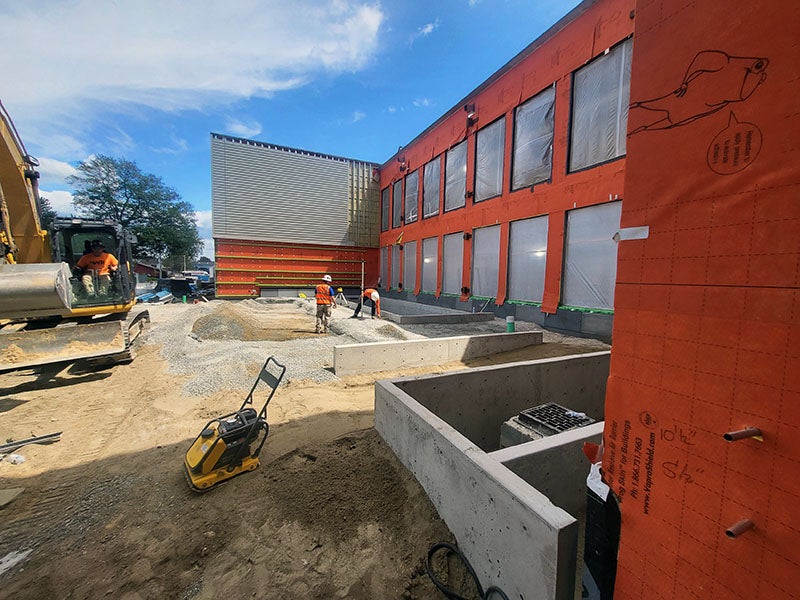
(211, 134, 380, 247)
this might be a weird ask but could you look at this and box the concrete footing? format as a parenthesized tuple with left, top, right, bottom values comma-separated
(333, 330, 543, 376)
(374, 351, 611, 600)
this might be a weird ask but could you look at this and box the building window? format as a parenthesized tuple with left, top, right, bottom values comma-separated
(392, 180, 402, 229)
(569, 38, 633, 172)
(562, 201, 622, 310)
(391, 244, 402, 289)
(444, 140, 467, 212)
(508, 216, 548, 302)
(421, 237, 438, 293)
(422, 157, 440, 219)
(512, 86, 555, 190)
(403, 240, 417, 293)
(442, 233, 463, 295)
(475, 118, 505, 202)
(404, 170, 419, 224)
(380, 246, 388, 288)
(380, 187, 390, 232)
(471, 225, 500, 298)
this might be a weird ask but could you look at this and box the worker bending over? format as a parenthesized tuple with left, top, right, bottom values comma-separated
(351, 288, 381, 319)
(75, 239, 118, 297)
(315, 274, 336, 333)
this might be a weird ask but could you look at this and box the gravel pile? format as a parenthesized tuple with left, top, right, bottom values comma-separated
(141, 298, 425, 396)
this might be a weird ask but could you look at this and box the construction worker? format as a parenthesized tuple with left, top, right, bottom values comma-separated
(314, 274, 336, 333)
(351, 288, 381, 319)
(75, 239, 118, 296)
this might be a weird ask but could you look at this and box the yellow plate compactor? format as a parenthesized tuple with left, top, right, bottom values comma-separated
(184, 356, 286, 491)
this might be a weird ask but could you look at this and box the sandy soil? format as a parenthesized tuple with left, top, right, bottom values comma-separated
(0, 301, 608, 600)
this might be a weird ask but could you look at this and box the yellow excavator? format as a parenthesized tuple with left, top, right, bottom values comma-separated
(0, 101, 149, 372)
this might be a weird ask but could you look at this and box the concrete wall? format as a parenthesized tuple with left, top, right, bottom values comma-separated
(374, 352, 611, 600)
(491, 422, 604, 518)
(333, 330, 543, 376)
(394, 352, 610, 452)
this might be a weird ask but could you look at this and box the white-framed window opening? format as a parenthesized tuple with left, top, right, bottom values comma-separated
(475, 118, 505, 202)
(508, 216, 548, 302)
(392, 180, 403, 229)
(421, 237, 438, 293)
(380, 187, 390, 232)
(404, 170, 419, 224)
(403, 240, 417, 292)
(423, 157, 441, 219)
(444, 140, 467, 212)
(471, 225, 500, 298)
(442, 233, 464, 295)
(512, 86, 555, 190)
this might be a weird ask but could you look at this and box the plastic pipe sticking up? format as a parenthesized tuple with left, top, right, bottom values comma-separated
(725, 519, 755, 539)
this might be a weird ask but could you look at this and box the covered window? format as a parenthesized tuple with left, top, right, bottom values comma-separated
(404, 171, 419, 224)
(423, 157, 440, 219)
(508, 216, 548, 302)
(380, 187, 389, 232)
(442, 233, 463, 295)
(562, 201, 622, 310)
(569, 38, 633, 172)
(392, 180, 402, 229)
(403, 240, 417, 293)
(380, 246, 388, 289)
(391, 244, 401, 289)
(421, 237, 438, 293)
(444, 140, 467, 212)
(512, 86, 555, 190)
(475, 118, 505, 202)
(471, 225, 500, 298)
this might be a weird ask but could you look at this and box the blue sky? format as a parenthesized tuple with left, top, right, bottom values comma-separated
(1, 0, 580, 258)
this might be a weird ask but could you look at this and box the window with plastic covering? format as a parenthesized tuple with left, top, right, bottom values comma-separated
(562, 201, 622, 310)
(380, 246, 388, 289)
(508, 216, 548, 302)
(391, 244, 401, 289)
(475, 118, 505, 202)
(569, 38, 633, 172)
(444, 140, 467, 212)
(471, 225, 500, 298)
(392, 180, 402, 229)
(421, 237, 438, 293)
(442, 233, 463, 295)
(404, 171, 419, 224)
(403, 240, 417, 293)
(380, 187, 390, 232)
(512, 86, 555, 190)
(423, 157, 440, 219)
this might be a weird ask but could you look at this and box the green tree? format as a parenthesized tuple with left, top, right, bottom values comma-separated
(68, 155, 202, 264)
(37, 195, 58, 232)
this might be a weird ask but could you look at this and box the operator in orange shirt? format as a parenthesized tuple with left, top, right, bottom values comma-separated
(75, 239, 119, 297)
(314, 274, 336, 333)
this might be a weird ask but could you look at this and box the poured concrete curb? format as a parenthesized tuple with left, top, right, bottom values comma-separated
(333, 330, 543, 376)
(375, 352, 611, 600)
(382, 311, 494, 325)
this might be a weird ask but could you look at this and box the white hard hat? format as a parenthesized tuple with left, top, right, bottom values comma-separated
(370, 291, 379, 302)
(322, 274, 332, 282)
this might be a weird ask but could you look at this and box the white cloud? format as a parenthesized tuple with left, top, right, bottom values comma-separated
(200, 238, 215, 259)
(224, 118, 263, 139)
(409, 19, 439, 45)
(0, 2, 385, 130)
(40, 189, 75, 215)
(413, 98, 432, 108)
(352, 111, 366, 123)
(195, 210, 213, 231)
(150, 135, 189, 155)
(37, 157, 78, 186)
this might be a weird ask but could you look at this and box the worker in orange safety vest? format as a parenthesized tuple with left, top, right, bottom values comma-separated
(350, 288, 381, 319)
(314, 274, 336, 333)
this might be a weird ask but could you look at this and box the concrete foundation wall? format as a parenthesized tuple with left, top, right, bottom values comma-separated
(374, 353, 612, 599)
(394, 352, 610, 452)
(375, 381, 579, 600)
(491, 422, 604, 518)
(333, 330, 543, 376)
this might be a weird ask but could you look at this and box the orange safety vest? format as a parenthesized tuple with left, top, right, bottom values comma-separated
(363, 288, 378, 299)
(315, 284, 333, 305)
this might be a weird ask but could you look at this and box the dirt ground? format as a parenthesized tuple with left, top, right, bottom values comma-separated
(0, 301, 608, 600)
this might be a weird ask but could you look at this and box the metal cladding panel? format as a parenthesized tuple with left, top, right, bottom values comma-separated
(212, 136, 354, 246)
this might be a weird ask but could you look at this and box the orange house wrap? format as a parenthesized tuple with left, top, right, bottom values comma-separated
(604, 1, 799, 598)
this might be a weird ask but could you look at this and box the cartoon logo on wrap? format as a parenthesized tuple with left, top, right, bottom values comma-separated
(628, 50, 767, 174)
(706, 113, 762, 175)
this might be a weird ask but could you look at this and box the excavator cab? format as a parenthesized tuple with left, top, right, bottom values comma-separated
(50, 218, 136, 310)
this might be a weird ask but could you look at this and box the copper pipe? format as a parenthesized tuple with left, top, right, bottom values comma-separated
(725, 519, 755, 538)
(723, 427, 762, 442)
